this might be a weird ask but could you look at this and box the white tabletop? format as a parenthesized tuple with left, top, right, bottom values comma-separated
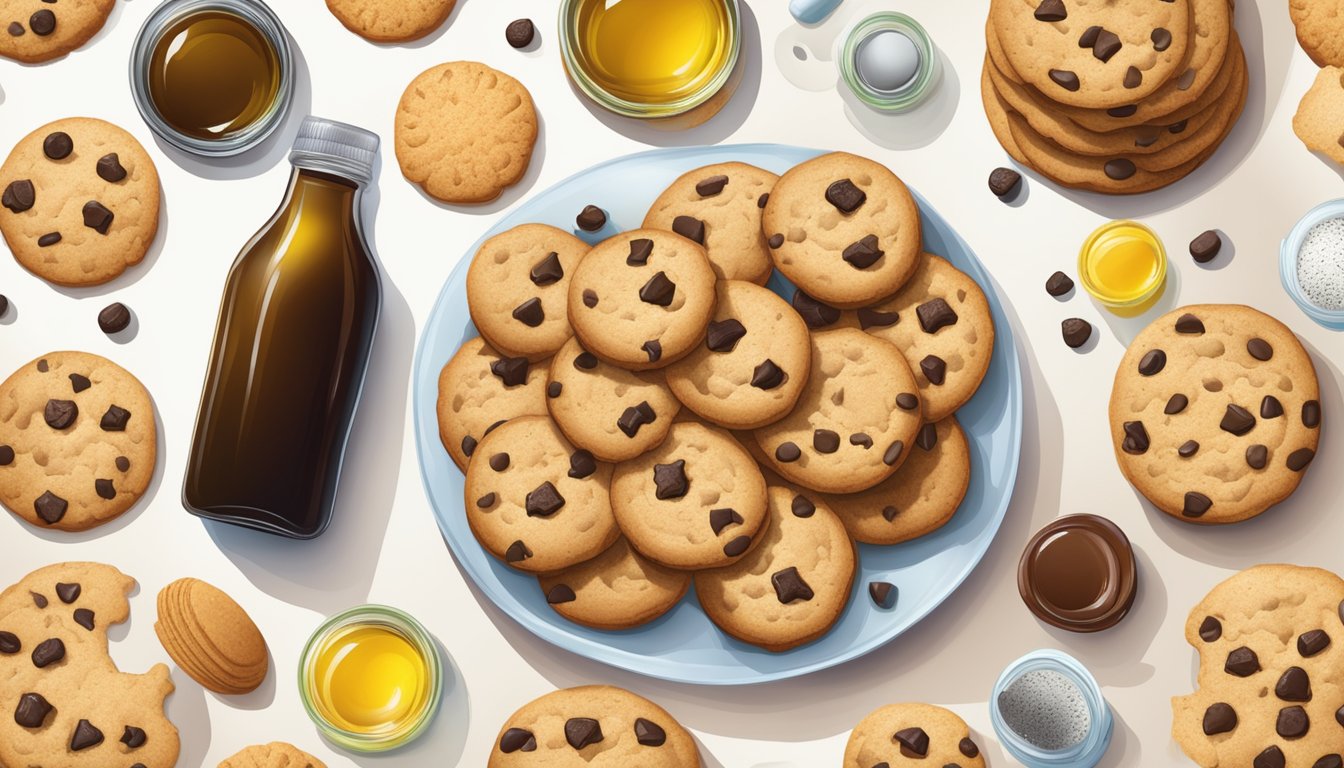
(1, 1, 1341, 766)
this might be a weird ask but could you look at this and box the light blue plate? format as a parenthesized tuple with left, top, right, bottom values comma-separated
(412, 144, 1023, 685)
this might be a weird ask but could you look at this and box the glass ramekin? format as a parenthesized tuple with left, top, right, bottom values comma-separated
(1077, 219, 1168, 317)
(1281, 198, 1344, 331)
(990, 649, 1114, 768)
(837, 12, 940, 113)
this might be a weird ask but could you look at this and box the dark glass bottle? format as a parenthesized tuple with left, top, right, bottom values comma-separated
(183, 117, 382, 538)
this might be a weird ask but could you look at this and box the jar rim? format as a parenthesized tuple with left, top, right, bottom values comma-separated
(1280, 198, 1344, 328)
(837, 12, 939, 113)
(990, 649, 1114, 766)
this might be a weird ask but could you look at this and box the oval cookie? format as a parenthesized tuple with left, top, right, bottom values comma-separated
(0, 0, 115, 63)
(436, 337, 548, 472)
(537, 538, 690, 630)
(326, 0, 456, 43)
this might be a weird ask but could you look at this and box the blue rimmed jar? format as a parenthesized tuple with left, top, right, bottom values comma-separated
(990, 649, 1114, 768)
(1281, 199, 1344, 330)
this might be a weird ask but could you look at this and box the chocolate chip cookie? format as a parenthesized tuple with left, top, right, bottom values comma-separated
(437, 337, 549, 472)
(0, 0, 115, 63)
(763, 152, 922, 308)
(537, 537, 690, 630)
(0, 352, 157, 532)
(467, 223, 591, 361)
(464, 416, 619, 574)
(567, 229, 718, 371)
(642, 161, 778, 285)
(844, 702, 986, 768)
(1109, 305, 1321, 524)
(1173, 565, 1344, 768)
(488, 685, 701, 767)
(219, 742, 326, 768)
(611, 420, 768, 570)
(1, 118, 161, 286)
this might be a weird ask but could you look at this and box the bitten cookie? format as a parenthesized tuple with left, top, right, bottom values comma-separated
(1, 118, 161, 286)
(1290, 0, 1344, 68)
(822, 418, 970, 546)
(754, 329, 923, 494)
(467, 223, 591, 361)
(395, 61, 537, 204)
(0, 562, 179, 768)
(763, 152, 922, 308)
(695, 485, 856, 652)
(436, 337, 549, 472)
(567, 229, 718, 371)
(464, 416, 619, 574)
(488, 685, 701, 767)
(219, 742, 326, 768)
(642, 161, 778, 284)
(326, 0, 455, 43)
(665, 280, 812, 430)
(0, 352, 157, 532)
(154, 578, 268, 695)
(1294, 66, 1344, 166)
(546, 337, 681, 462)
(611, 420, 768, 570)
(537, 538, 690, 630)
(0, 0, 115, 63)
(844, 702, 986, 768)
(1109, 305, 1321, 524)
(1173, 565, 1344, 768)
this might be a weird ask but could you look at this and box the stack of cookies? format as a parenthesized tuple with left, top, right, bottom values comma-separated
(981, 0, 1248, 194)
(438, 151, 994, 652)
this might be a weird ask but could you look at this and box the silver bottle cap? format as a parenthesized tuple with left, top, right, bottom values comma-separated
(289, 117, 380, 184)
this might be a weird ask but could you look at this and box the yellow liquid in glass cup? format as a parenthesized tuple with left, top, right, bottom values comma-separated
(1078, 221, 1168, 317)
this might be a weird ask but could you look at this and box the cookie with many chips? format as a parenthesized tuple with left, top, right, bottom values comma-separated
(642, 161, 777, 284)
(436, 337, 549, 472)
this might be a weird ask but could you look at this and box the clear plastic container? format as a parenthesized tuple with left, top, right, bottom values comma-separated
(990, 649, 1113, 768)
(837, 12, 940, 113)
(1281, 199, 1344, 331)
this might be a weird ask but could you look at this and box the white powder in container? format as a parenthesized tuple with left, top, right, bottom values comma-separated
(1298, 217, 1344, 311)
(997, 668, 1091, 751)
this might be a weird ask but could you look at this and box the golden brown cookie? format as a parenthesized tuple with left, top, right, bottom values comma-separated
(537, 538, 690, 630)
(844, 702, 986, 768)
(1294, 66, 1344, 165)
(325, 0, 455, 43)
(1290, 0, 1344, 68)
(219, 742, 326, 768)
(154, 578, 268, 695)
(436, 337, 549, 472)
(0, 0, 115, 63)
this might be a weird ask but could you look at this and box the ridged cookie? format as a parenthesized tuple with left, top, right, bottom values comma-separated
(844, 702, 986, 768)
(0, 0, 115, 63)
(154, 578, 268, 695)
(642, 161, 777, 284)
(326, 0, 455, 42)
(537, 538, 690, 630)
(436, 337, 549, 472)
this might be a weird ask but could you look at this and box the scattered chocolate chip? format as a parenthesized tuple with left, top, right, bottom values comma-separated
(883, 441, 904, 466)
(857, 307, 899, 329)
(1304, 400, 1322, 428)
(1178, 440, 1199, 458)
(989, 167, 1022, 198)
(869, 581, 896, 608)
(511, 298, 544, 328)
(672, 215, 706, 245)
(813, 429, 840, 454)
(1034, 0, 1067, 20)
(504, 540, 531, 562)
(1138, 349, 1166, 376)
(1046, 271, 1074, 296)
(960, 738, 980, 758)
(653, 459, 689, 499)
(916, 298, 958, 333)
(710, 507, 743, 535)
(44, 399, 77, 429)
(1247, 338, 1273, 361)
(73, 608, 94, 631)
(1203, 703, 1237, 735)
(895, 727, 930, 757)
(582, 289, 598, 308)
(462, 435, 478, 457)
(14, 692, 52, 728)
(0, 632, 17, 654)
(43, 132, 73, 160)
(849, 433, 873, 449)
(546, 584, 576, 604)
(121, 725, 147, 748)
(639, 271, 676, 306)
(751, 359, 785, 390)
(525, 482, 565, 517)
(1124, 66, 1142, 88)
(641, 340, 662, 363)
(56, 582, 80, 603)
(68, 374, 91, 393)
(757, 193, 769, 208)
(574, 352, 599, 370)
(116, 456, 130, 472)
(792, 290, 840, 328)
(576, 205, 606, 232)
(1288, 448, 1316, 471)
(6, 22, 22, 36)
(775, 442, 801, 462)
(617, 401, 656, 437)
(31, 637, 65, 667)
(1152, 27, 1172, 51)
(34, 491, 66, 523)
(505, 18, 534, 48)
(500, 727, 537, 753)
(0, 294, 7, 315)
(1278, 705, 1310, 739)
(1062, 318, 1092, 348)
(723, 535, 752, 556)
(97, 302, 132, 334)
(527, 253, 564, 287)
(490, 356, 530, 386)
(568, 450, 596, 479)
(920, 355, 946, 385)
(771, 566, 814, 604)
(566, 717, 604, 749)
(706, 318, 747, 352)
(1078, 25, 1101, 47)
(97, 153, 128, 183)
(1165, 394, 1189, 415)
(1276, 666, 1312, 701)
(1256, 746, 1286, 768)
(1104, 159, 1137, 181)
(896, 393, 919, 411)
(825, 179, 866, 213)
(1183, 491, 1212, 518)
(476, 493, 496, 508)
(547, 381, 562, 398)
(488, 453, 510, 472)
(634, 718, 667, 747)
(28, 9, 55, 36)
(915, 423, 938, 451)
(1299, 629, 1331, 657)
(2, 180, 35, 213)
(768, 233, 784, 249)
(1188, 230, 1222, 264)
(82, 201, 114, 235)
(1049, 69, 1080, 91)
(1107, 105, 1138, 118)
(842, 235, 883, 269)
(1199, 616, 1222, 642)
(696, 175, 729, 197)
(1220, 404, 1256, 436)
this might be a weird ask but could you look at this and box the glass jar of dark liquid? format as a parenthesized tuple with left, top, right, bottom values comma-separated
(183, 117, 381, 538)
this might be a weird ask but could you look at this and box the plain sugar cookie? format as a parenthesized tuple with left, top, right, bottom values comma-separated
(326, 0, 456, 43)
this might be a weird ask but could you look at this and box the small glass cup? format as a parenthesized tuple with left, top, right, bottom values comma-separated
(1281, 199, 1344, 330)
(991, 649, 1114, 768)
(298, 605, 442, 753)
(838, 12, 940, 113)
(1077, 220, 1168, 317)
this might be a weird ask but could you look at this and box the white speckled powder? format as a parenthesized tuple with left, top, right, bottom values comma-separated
(998, 669, 1091, 750)
(1298, 217, 1344, 311)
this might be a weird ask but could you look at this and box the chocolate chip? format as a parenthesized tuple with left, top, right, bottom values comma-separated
(0, 445, 12, 466)
(1199, 616, 1222, 642)
(1152, 27, 1172, 51)
(791, 495, 815, 517)
(565, 717, 604, 749)
(98, 302, 132, 334)
(792, 290, 840, 328)
(73, 609, 94, 631)
(896, 393, 919, 411)
(504, 540, 531, 562)
(582, 289, 598, 308)
(1183, 491, 1212, 518)
(883, 441, 904, 466)
(696, 175, 729, 197)
(576, 205, 606, 232)
(1078, 25, 1100, 47)
(869, 581, 896, 608)
(813, 429, 839, 454)
(1315, 756, 1344, 768)
(1062, 318, 1092, 348)
(639, 271, 676, 306)
(751, 359, 785, 390)
(882, 506, 899, 521)
(56, 582, 80, 603)
(989, 167, 1022, 198)
(757, 193, 769, 208)
(1256, 746, 1286, 768)
(500, 727, 537, 752)
(895, 727, 930, 757)
(1137, 349, 1166, 375)
(6, 22, 22, 36)
(617, 401, 656, 437)
(505, 18, 534, 48)
(1299, 629, 1331, 657)
(1104, 159, 1137, 181)
(641, 340, 662, 363)
(28, 8, 55, 36)
(1247, 338, 1273, 361)
(491, 356, 531, 387)
(2, 180, 35, 213)
(574, 352, 598, 370)
(915, 423, 938, 451)
(1049, 69, 1080, 91)
(34, 231, 58, 247)
(672, 215, 705, 245)
(653, 460, 689, 499)
(546, 584, 576, 604)
(1288, 448, 1316, 471)
(522, 253, 563, 288)
(1202, 702, 1237, 735)
(1278, 705, 1310, 739)
(916, 298, 958, 334)
(116, 456, 130, 472)
(30, 592, 47, 608)
(1178, 440, 1199, 458)
(858, 308, 899, 329)
(1169, 120, 1188, 134)
(1246, 445, 1268, 469)
(842, 235, 883, 269)
(768, 233, 784, 249)
(710, 507, 743, 535)
(920, 355, 946, 385)
(43, 132, 73, 160)
(31, 637, 64, 667)
(1220, 404, 1256, 436)
(1046, 271, 1074, 296)
(476, 493, 496, 508)
(0, 632, 16, 654)
(34, 490, 67, 523)
(547, 381, 562, 398)
(568, 450, 596, 479)
(960, 738, 980, 758)
(68, 374, 91, 394)
(771, 566, 814, 604)
(1171, 314, 1205, 335)
(634, 717, 666, 747)
(44, 399, 77, 429)
(775, 442, 801, 462)
(1304, 400, 1322, 428)
(706, 319, 747, 352)
(1338, 705, 1344, 727)
(723, 535, 752, 556)
(1165, 394, 1189, 415)
(1277, 667, 1312, 701)
(462, 435, 478, 457)
(511, 298, 544, 328)
(1124, 66, 1142, 88)
(1034, 0, 1066, 20)
(1107, 105, 1138, 118)
(1186, 230, 1222, 264)
(121, 725, 147, 748)
(1121, 421, 1150, 455)
(70, 719, 104, 751)
(14, 692, 52, 728)
(621, 238, 654, 267)
(825, 179, 866, 213)
(488, 453, 510, 472)
(82, 201, 114, 234)
(525, 482, 564, 517)
(97, 153, 128, 183)
(0, 295, 6, 316)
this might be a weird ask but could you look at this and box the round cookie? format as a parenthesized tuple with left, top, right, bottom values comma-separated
(0, 0, 115, 63)
(642, 161, 778, 284)
(219, 742, 326, 768)
(0, 352, 156, 532)
(988, 0, 1193, 110)
(844, 702, 986, 768)
(546, 337, 681, 462)
(1291, 0, 1344, 68)
(763, 152, 922, 309)
(537, 538, 690, 630)
(1173, 565, 1344, 768)
(326, 0, 455, 43)
(665, 280, 811, 430)
(464, 416, 618, 574)
(567, 229, 717, 371)
(821, 418, 970, 546)
(754, 329, 923, 494)
(488, 685, 701, 767)
(1294, 66, 1344, 166)
(694, 485, 856, 652)
(467, 223, 591, 361)
(1, 118, 161, 287)
(395, 61, 537, 204)
(437, 337, 549, 472)
(1109, 305, 1322, 525)
(611, 420, 768, 570)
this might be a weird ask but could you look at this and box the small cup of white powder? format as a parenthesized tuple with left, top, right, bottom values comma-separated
(990, 649, 1114, 767)
(1283, 201, 1344, 330)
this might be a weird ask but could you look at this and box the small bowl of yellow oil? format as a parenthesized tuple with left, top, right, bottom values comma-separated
(1078, 220, 1169, 317)
(299, 605, 442, 752)
(559, 0, 741, 121)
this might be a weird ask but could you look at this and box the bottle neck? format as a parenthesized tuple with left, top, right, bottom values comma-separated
(284, 166, 360, 218)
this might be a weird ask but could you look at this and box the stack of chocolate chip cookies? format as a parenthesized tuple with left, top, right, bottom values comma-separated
(982, 0, 1248, 194)
(439, 151, 994, 653)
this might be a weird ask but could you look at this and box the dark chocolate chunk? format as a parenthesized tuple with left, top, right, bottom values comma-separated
(1078, 25, 1101, 47)
(634, 717, 667, 747)
(825, 179, 866, 213)
(792, 290, 840, 328)
(525, 482, 565, 517)
(1276, 666, 1312, 701)
(1247, 338, 1273, 361)
(869, 581, 896, 608)
(1199, 616, 1223, 642)
(1049, 69, 1080, 91)
(31, 592, 47, 608)
(723, 535, 752, 556)
(653, 460, 689, 499)
(1256, 747, 1286, 768)
(546, 584, 576, 604)
(960, 738, 980, 758)
(529, 252, 563, 286)
(1299, 629, 1331, 657)
(1202, 702, 1237, 735)
(883, 506, 899, 521)
(82, 201, 114, 234)
(97, 153, 128, 183)
(574, 352, 599, 370)
(121, 725, 148, 748)
(6, 22, 22, 36)
(0, 631, 17, 655)
(1165, 394, 1189, 415)
(43, 131, 73, 160)
(639, 271, 676, 306)
(771, 566, 814, 604)
(842, 235, 883, 269)
(476, 493, 496, 509)
(757, 193, 769, 208)
(504, 540, 531, 562)
(1046, 271, 1074, 296)
(1169, 119, 1189, 134)
(462, 435, 478, 457)
(1246, 445, 1268, 469)
(1190, 230, 1222, 263)
(813, 429, 840, 454)
(512, 298, 544, 327)
(73, 608, 95, 631)
(1152, 27, 1172, 51)
(1183, 491, 1212, 518)
(582, 289, 598, 308)
(488, 453, 510, 472)
(1107, 105, 1138, 118)
(915, 423, 938, 451)
(1137, 350, 1167, 376)
(1175, 313, 1205, 334)
(0, 445, 12, 466)
(31, 637, 65, 667)
(1278, 705, 1309, 739)
(34, 491, 67, 524)
(1124, 66, 1142, 88)
(1104, 159, 1137, 181)
(565, 717, 604, 749)
(895, 727, 930, 757)
(1220, 404, 1256, 436)
(500, 727, 537, 753)
(14, 692, 52, 728)
(116, 456, 130, 472)
(696, 175, 729, 197)
(56, 582, 80, 604)
(768, 233, 784, 249)
(70, 719, 104, 751)
(2, 180, 35, 213)
(641, 340, 662, 363)
(568, 450, 597, 479)
(850, 433, 872, 449)
(896, 393, 919, 411)
(751, 359, 785, 390)
(44, 398, 77, 429)
(709, 507, 743, 535)
(916, 298, 958, 333)
(1062, 318, 1092, 348)
(706, 318, 747, 352)
(672, 215, 705, 244)
(791, 495, 815, 517)
(1178, 440, 1199, 458)
(624, 239, 653, 267)
(989, 167, 1022, 198)
(1288, 448, 1316, 471)
(1225, 646, 1260, 677)
(29, 9, 55, 36)
(490, 356, 530, 387)
(858, 307, 899, 329)
(775, 442, 801, 462)
(617, 401, 656, 437)
(883, 441, 904, 466)
(98, 302, 131, 334)
(1034, 0, 1066, 20)
(1304, 400, 1322, 428)
(576, 205, 606, 232)
(69, 373, 91, 393)
(1314, 756, 1343, 768)
(0, 294, 6, 316)
(547, 381, 563, 398)
(1121, 421, 1149, 454)
(505, 18, 534, 48)
(920, 355, 946, 385)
